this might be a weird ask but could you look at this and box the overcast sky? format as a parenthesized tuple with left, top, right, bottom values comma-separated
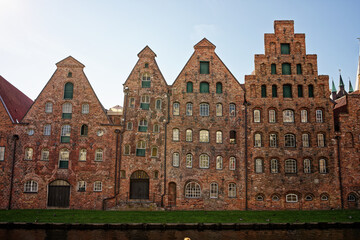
(0, 0, 359, 109)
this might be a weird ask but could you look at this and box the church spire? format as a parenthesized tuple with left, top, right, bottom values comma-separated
(349, 78, 354, 93)
(331, 80, 337, 93)
(339, 70, 344, 87)
(355, 38, 360, 91)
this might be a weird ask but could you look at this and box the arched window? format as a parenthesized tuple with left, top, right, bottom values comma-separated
(272, 85, 278, 97)
(136, 141, 146, 156)
(348, 193, 357, 202)
(230, 131, 236, 144)
(305, 194, 313, 201)
(67, 72, 72, 78)
(80, 124, 88, 136)
(269, 109, 276, 123)
(254, 109, 261, 122)
(186, 82, 193, 93)
(199, 130, 209, 142)
(141, 73, 151, 88)
(285, 134, 296, 147)
(256, 194, 264, 201)
(200, 82, 209, 93)
(255, 158, 263, 173)
(151, 147, 158, 157)
(64, 82, 73, 99)
(216, 103, 223, 116)
(229, 103, 236, 117)
(43, 124, 51, 136)
(41, 148, 49, 161)
(320, 194, 329, 201)
(216, 131, 222, 144)
(272, 194, 280, 201)
(261, 85, 267, 98)
(185, 182, 201, 198)
(302, 133, 310, 147)
(285, 159, 297, 173)
(216, 82, 222, 93)
(199, 154, 209, 168)
(254, 133, 262, 147)
(45, 102, 53, 113)
(186, 129, 193, 142)
(155, 99, 161, 110)
(153, 124, 159, 133)
(216, 156, 223, 170)
(283, 109, 294, 122)
(24, 180, 38, 193)
(60, 125, 71, 143)
(79, 149, 87, 161)
(317, 133, 325, 147)
(270, 159, 278, 173)
(82, 104, 89, 114)
(62, 102, 72, 119)
(123, 145, 130, 155)
(228, 183, 236, 197)
(210, 182, 218, 198)
(199, 103, 209, 116)
(286, 194, 298, 203)
(186, 102, 193, 116)
(319, 159, 327, 173)
(304, 159, 311, 173)
(186, 154, 193, 168)
(282, 63, 291, 75)
(269, 133, 277, 147)
(229, 157, 236, 170)
(172, 152, 180, 167)
(138, 119, 148, 132)
(172, 128, 180, 141)
(301, 109, 308, 123)
(283, 84, 292, 98)
(316, 109, 323, 122)
(95, 149, 103, 161)
(59, 148, 69, 168)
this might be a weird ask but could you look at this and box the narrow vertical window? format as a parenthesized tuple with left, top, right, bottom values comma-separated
(308, 85, 314, 98)
(151, 147, 158, 157)
(216, 103, 223, 116)
(141, 73, 151, 88)
(301, 109, 308, 123)
(229, 104, 236, 117)
(82, 104, 89, 114)
(272, 85, 278, 98)
(129, 98, 135, 108)
(186, 129, 193, 142)
(271, 64, 276, 74)
(269, 133, 277, 147)
(153, 124, 159, 133)
(254, 133, 262, 147)
(79, 149, 87, 161)
(200, 61, 209, 74)
(316, 110, 323, 122)
(186, 82, 193, 93)
(173, 102, 180, 116)
(269, 110, 276, 123)
(60, 125, 71, 143)
(199, 154, 209, 168)
(229, 157, 236, 170)
(216, 131, 223, 144)
(254, 109, 261, 123)
(255, 159, 263, 173)
(64, 82, 73, 99)
(124, 145, 130, 155)
(95, 149, 103, 161)
(298, 85, 303, 97)
(186, 103, 193, 116)
(200, 82, 209, 93)
(230, 131, 236, 144)
(155, 99, 161, 110)
(216, 82, 222, 93)
(317, 133, 325, 147)
(186, 154, 193, 168)
(43, 124, 51, 136)
(302, 133, 310, 147)
(172, 128, 180, 141)
(210, 183, 218, 198)
(59, 149, 69, 168)
(127, 122, 133, 130)
(304, 159, 311, 173)
(80, 124, 88, 136)
(216, 156, 223, 169)
(270, 159, 278, 173)
(45, 102, 53, 113)
(261, 85, 267, 98)
(136, 141, 146, 156)
(228, 183, 236, 197)
(283, 84, 292, 98)
(296, 64, 302, 74)
(319, 159, 327, 173)
(62, 103, 72, 119)
(41, 148, 49, 161)
(0, 147, 5, 161)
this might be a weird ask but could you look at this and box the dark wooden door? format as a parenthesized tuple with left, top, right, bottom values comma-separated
(48, 186, 70, 207)
(168, 182, 176, 206)
(130, 179, 149, 199)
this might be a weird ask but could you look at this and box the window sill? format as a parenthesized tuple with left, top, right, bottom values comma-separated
(24, 191, 38, 194)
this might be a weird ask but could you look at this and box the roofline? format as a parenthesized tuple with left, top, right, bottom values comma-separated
(0, 94, 14, 123)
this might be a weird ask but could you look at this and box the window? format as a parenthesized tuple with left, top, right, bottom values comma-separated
(200, 61, 209, 74)
(39, 148, 49, 161)
(261, 85, 267, 98)
(95, 149, 103, 161)
(282, 63, 291, 75)
(199, 154, 209, 168)
(200, 82, 209, 93)
(136, 141, 146, 156)
(286, 194, 298, 203)
(272, 85, 278, 97)
(254, 109, 261, 122)
(185, 182, 201, 198)
(305, 194, 313, 201)
(172, 128, 180, 141)
(27, 129, 34, 136)
(216, 103, 223, 116)
(296, 64, 302, 74)
(78, 181, 86, 192)
(254, 133, 262, 147)
(124, 145, 130, 155)
(80, 124, 88, 136)
(154, 171, 159, 179)
(62, 102, 72, 119)
(127, 122, 133, 130)
(316, 110, 323, 122)
(140, 95, 150, 110)
(82, 104, 89, 114)
(43, 124, 51, 136)
(272, 195, 280, 201)
(172, 152, 180, 167)
(199, 103, 209, 116)
(59, 149, 69, 169)
(129, 98, 135, 108)
(320, 194, 329, 201)
(64, 82, 73, 99)
(67, 72, 72, 77)
(348, 194, 357, 202)
(256, 194, 264, 201)
(301, 109, 308, 123)
(229, 104, 236, 117)
(199, 130, 209, 142)
(173, 102, 180, 116)
(186, 82, 193, 93)
(79, 149, 87, 161)
(151, 147, 158, 157)
(308, 85, 314, 98)
(255, 159, 263, 173)
(138, 119, 148, 132)
(45, 102, 53, 113)
(94, 181, 102, 192)
(186, 129, 193, 142)
(153, 124, 159, 133)
(216, 131, 222, 144)
(186, 154, 193, 168)
(285, 134, 296, 147)
(283, 110, 294, 123)
(269, 110, 276, 123)
(24, 180, 38, 193)
(216, 82, 222, 93)
(304, 159, 311, 173)
(302, 133, 310, 147)
(144, 63, 149, 68)
(0, 147, 5, 161)
(228, 183, 236, 198)
(271, 159, 278, 173)
(281, 43, 290, 54)
(141, 73, 151, 88)
(269, 133, 277, 147)
(216, 156, 223, 170)
(319, 159, 327, 173)
(186, 103, 193, 116)
(61, 125, 71, 143)
(230, 131, 236, 144)
(210, 183, 218, 198)
(283, 84, 292, 97)
(285, 159, 297, 173)
(155, 99, 161, 110)
(229, 157, 236, 170)
(271, 64, 276, 74)
(298, 85, 303, 97)
(25, 148, 33, 160)
(317, 133, 325, 147)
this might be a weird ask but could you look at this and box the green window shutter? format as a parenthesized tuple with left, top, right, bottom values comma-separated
(281, 43, 290, 54)
(186, 82, 193, 93)
(272, 85, 278, 98)
(283, 85, 292, 98)
(271, 64, 276, 74)
(64, 82, 73, 99)
(216, 82, 222, 93)
(298, 85, 303, 97)
(308, 85, 314, 98)
(200, 82, 209, 93)
(200, 61, 209, 74)
(296, 64, 302, 74)
(62, 113, 72, 119)
(141, 81, 151, 88)
(261, 85, 267, 98)
(136, 149, 146, 157)
(282, 63, 291, 75)
(61, 136, 70, 143)
(138, 126, 148, 132)
(59, 161, 69, 169)
(140, 103, 150, 110)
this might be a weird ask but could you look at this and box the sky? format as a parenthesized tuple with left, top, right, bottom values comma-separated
(0, 0, 359, 109)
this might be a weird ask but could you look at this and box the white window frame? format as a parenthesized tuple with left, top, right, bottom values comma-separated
(216, 156, 223, 170)
(229, 157, 236, 170)
(317, 133, 325, 147)
(95, 149, 103, 161)
(269, 133, 277, 147)
(271, 159, 278, 173)
(255, 158, 263, 173)
(172, 152, 180, 167)
(302, 133, 309, 147)
(93, 181, 102, 192)
(41, 148, 49, 161)
(216, 131, 222, 144)
(62, 102, 72, 114)
(254, 109, 261, 123)
(304, 159, 311, 173)
(186, 154, 193, 168)
(228, 183, 236, 198)
(229, 104, 236, 117)
(210, 182, 218, 199)
(172, 128, 180, 141)
(301, 109, 308, 123)
(82, 104, 89, 114)
(254, 133, 262, 147)
(173, 102, 180, 116)
(24, 180, 38, 193)
(319, 159, 327, 173)
(199, 103, 209, 116)
(316, 109, 323, 123)
(199, 154, 209, 168)
(185, 182, 201, 198)
(25, 148, 33, 160)
(43, 124, 51, 136)
(269, 109, 276, 123)
(286, 194, 298, 203)
(77, 181, 86, 192)
(186, 129, 193, 142)
(186, 103, 193, 116)
(45, 102, 53, 113)
(199, 130, 209, 143)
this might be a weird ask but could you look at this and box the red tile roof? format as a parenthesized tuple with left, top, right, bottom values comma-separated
(334, 96, 347, 110)
(0, 75, 33, 123)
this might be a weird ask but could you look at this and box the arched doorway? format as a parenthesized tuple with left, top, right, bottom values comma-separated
(48, 180, 70, 207)
(168, 182, 176, 206)
(130, 170, 149, 199)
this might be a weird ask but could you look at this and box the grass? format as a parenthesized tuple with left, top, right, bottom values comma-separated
(0, 209, 359, 224)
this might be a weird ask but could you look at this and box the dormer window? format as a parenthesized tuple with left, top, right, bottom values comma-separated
(200, 61, 209, 74)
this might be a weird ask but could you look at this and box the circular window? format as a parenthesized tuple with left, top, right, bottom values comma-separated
(97, 129, 104, 137)
(27, 129, 34, 136)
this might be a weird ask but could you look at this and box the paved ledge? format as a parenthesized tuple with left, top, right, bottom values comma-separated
(0, 222, 359, 230)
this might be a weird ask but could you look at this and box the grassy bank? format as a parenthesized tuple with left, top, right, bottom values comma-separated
(0, 210, 359, 224)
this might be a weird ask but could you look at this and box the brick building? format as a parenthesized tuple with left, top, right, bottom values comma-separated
(0, 20, 359, 210)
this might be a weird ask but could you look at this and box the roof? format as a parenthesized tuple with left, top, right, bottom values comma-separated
(334, 96, 347, 110)
(0, 75, 33, 123)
